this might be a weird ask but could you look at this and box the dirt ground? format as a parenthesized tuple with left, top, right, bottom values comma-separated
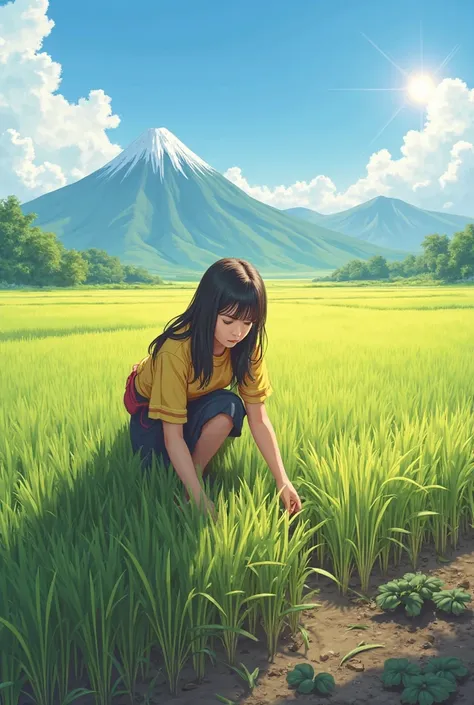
(141, 535, 474, 705)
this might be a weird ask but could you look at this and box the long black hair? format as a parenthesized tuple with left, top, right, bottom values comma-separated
(148, 258, 268, 390)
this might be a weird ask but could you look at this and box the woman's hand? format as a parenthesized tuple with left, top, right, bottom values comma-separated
(276, 478, 302, 515)
(188, 490, 217, 522)
(202, 496, 217, 522)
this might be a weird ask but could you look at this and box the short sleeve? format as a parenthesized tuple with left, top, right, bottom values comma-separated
(148, 352, 188, 423)
(238, 349, 272, 404)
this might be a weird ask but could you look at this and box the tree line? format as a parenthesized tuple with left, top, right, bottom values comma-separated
(3, 193, 473, 288)
(317, 225, 474, 283)
(0, 195, 163, 287)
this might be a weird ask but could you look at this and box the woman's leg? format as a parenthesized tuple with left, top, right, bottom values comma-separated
(191, 413, 234, 478)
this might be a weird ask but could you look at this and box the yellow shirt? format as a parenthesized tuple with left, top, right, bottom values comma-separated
(135, 334, 272, 423)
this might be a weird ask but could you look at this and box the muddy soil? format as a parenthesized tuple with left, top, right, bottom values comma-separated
(142, 536, 474, 705)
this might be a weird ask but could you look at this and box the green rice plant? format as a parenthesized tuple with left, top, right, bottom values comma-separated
(51, 527, 126, 705)
(299, 432, 399, 593)
(298, 448, 355, 594)
(121, 543, 190, 694)
(286, 521, 326, 637)
(0, 566, 61, 705)
(120, 540, 216, 695)
(247, 495, 322, 661)
(1, 285, 474, 703)
(122, 476, 222, 685)
(0, 550, 28, 705)
(380, 469, 444, 571)
(203, 487, 270, 665)
(111, 573, 153, 705)
(427, 414, 474, 554)
(179, 507, 220, 682)
(228, 663, 259, 691)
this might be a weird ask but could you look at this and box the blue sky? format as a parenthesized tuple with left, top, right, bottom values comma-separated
(41, 0, 471, 190)
(1, 0, 473, 215)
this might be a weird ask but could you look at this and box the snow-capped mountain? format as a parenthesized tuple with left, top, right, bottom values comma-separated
(21, 128, 410, 277)
(101, 128, 214, 180)
(284, 197, 474, 251)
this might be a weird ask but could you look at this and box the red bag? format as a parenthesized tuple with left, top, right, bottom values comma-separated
(124, 364, 149, 415)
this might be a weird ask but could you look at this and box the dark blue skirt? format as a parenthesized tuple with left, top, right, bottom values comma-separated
(129, 387, 247, 471)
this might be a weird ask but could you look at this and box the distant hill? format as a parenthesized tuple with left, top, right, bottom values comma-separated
(21, 129, 410, 278)
(284, 196, 474, 251)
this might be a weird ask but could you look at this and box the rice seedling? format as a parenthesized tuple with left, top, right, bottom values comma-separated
(228, 663, 260, 690)
(0, 566, 85, 705)
(120, 543, 196, 695)
(202, 488, 271, 665)
(245, 491, 323, 660)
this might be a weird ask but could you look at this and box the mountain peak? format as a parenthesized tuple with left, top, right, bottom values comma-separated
(101, 127, 214, 180)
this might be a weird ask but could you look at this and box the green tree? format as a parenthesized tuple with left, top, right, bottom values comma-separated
(0, 195, 35, 283)
(347, 259, 370, 280)
(123, 264, 160, 284)
(367, 255, 389, 280)
(56, 250, 89, 286)
(448, 224, 474, 280)
(399, 254, 425, 278)
(0, 195, 63, 286)
(82, 248, 124, 284)
(421, 233, 450, 274)
(22, 227, 64, 286)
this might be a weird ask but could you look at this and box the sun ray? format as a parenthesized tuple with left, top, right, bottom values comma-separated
(328, 88, 405, 92)
(434, 43, 461, 75)
(360, 32, 408, 77)
(369, 104, 406, 146)
(328, 26, 458, 145)
(420, 20, 424, 74)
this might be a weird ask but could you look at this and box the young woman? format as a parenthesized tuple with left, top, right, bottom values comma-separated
(124, 258, 302, 518)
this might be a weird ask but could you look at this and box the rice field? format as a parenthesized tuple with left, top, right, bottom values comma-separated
(0, 283, 474, 704)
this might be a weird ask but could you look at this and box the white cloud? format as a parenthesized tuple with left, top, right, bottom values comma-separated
(0, 0, 121, 201)
(225, 78, 474, 216)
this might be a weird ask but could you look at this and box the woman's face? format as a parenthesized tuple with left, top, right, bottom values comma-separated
(214, 311, 253, 350)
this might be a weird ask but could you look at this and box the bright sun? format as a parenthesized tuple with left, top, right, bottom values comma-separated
(406, 73, 436, 104)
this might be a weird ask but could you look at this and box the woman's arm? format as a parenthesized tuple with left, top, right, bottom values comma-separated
(245, 402, 302, 513)
(163, 422, 213, 512)
(245, 402, 288, 485)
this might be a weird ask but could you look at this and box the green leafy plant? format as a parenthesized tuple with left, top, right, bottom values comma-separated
(376, 573, 472, 618)
(400, 673, 456, 704)
(402, 573, 444, 600)
(313, 672, 336, 695)
(286, 663, 335, 695)
(382, 656, 469, 704)
(286, 662, 314, 690)
(382, 658, 421, 688)
(376, 579, 424, 616)
(432, 589, 471, 615)
(424, 657, 469, 684)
